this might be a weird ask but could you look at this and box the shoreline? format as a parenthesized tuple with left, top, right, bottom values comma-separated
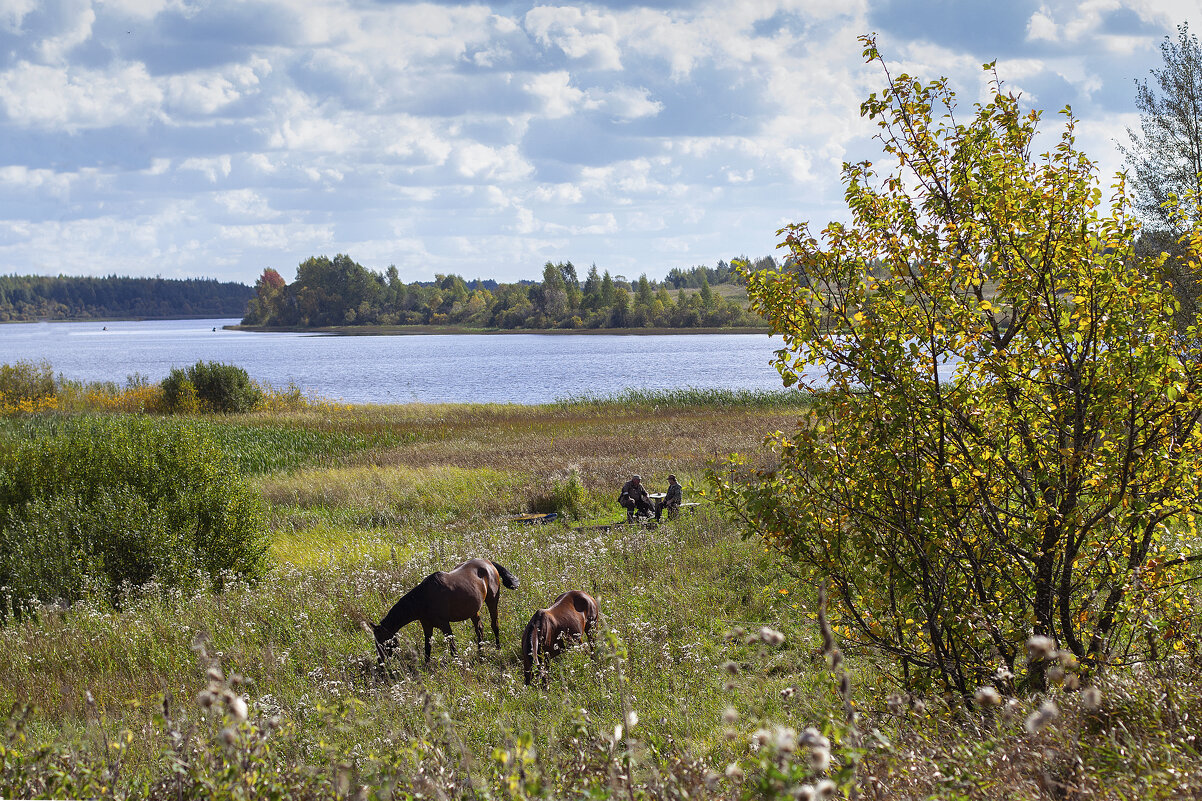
(225, 323, 773, 336)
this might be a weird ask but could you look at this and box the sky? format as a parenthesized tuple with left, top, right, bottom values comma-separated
(0, 0, 1197, 286)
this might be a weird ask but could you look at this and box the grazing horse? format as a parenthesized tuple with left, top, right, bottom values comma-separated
(371, 558, 518, 665)
(522, 590, 599, 685)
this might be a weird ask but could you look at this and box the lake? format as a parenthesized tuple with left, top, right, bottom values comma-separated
(0, 318, 795, 404)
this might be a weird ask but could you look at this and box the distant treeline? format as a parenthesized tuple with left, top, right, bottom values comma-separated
(243, 255, 776, 330)
(0, 275, 255, 322)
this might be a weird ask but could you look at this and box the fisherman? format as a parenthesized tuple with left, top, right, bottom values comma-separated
(655, 474, 683, 521)
(618, 474, 654, 522)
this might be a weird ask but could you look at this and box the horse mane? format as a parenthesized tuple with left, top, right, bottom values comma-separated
(491, 561, 519, 589)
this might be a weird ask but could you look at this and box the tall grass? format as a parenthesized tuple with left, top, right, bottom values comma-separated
(554, 387, 807, 410)
(2, 398, 1201, 798)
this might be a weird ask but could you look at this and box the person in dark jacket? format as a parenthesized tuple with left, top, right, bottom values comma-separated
(618, 474, 653, 521)
(655, 474, 682, 521)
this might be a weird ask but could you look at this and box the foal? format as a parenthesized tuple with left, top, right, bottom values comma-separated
(521, 590, 599, 685)
(371, 558, 518, 664)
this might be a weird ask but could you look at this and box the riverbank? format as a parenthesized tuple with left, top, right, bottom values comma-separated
(226, 322, 773, 335)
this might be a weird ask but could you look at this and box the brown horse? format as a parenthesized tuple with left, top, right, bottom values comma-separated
(371, 558, 518, 664)
(522, 590, 599, 685)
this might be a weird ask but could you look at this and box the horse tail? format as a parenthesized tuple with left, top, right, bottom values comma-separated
(491, 561, 519, 589)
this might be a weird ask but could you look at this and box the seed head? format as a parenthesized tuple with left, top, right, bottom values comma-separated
(781, 686, 796, 700)
(220, 726, 237, 746)
(973, 686, 1003, 708)
(1024, 700, 1059, 734)
(1081, 686, 1102, 709)
(725, 763, 744, 780)
(721, 660, 740, 675)
(770, 725, 797, 754)
(794, 785, 816, 801)
(722, 706, 740, 724)
(1026, 635, 1057, 662)
(886, 693, 906, 714)
(758, 626, 786, 647)
(815, 778, 838, 799)
(196, 690, 215, 709)
(227, 695, 248, 722)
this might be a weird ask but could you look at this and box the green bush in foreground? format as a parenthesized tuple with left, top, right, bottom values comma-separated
(163, 361, 263, 414)
(0, 416, 269, 618)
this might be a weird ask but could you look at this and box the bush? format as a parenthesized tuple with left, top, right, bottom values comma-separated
(0, 416, 269, 618)
(163, 361, 262, 414)
(0, 361, 57, 414)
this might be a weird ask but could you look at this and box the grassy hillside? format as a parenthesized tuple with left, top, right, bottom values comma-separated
(1, 394, 1200, 799)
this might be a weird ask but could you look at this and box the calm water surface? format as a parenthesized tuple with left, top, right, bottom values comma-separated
(1, 318, 795, 404)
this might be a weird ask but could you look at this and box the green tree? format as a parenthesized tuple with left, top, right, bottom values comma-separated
(1123, 23, 1202, 234)
(1122, 23, 1202, 329)
(717, 39, 1202, 695)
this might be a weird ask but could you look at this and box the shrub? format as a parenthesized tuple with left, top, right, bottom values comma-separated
(0, 361, 57, 414)
(163, 361, 262, 414)
(0, 416, 269, 618)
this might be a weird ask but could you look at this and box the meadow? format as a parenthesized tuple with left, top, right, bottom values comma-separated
(2, 389, 1202, 799)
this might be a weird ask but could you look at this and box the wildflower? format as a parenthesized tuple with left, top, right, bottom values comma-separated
(1026, 635, 1057, 662)
(625, 710, 638, 729)
(1056, 649, 1077, 667)
(994, 666, 1014, 682)
(1046, 665, 1066, 686)
(815, 778, 838, 799)
(781, 686, 796, 700)
(793, 785, 816, 801)
(725, 763, 744, 780)
(722, 706, 740, 724)
(207, 665, 224, 683)
(1081, 685, 1102, 709)
(751, 728, 771, 748)
(196, 690, 215, 709)
(1024, 700, 1059, 734)
(758, 626, 786, 646)
(721, 660, 740, 675)
(1002, 698, 1021, 719)
(220, 727, 238, 746)
(614, 724, 623, 741)
(973, 686, 1003, 708)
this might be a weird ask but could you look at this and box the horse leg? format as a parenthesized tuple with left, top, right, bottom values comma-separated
(438, 621, 456, 657)
(422, 621, 434, 664)
(488, 599, 501, 649)
(471, 613, 485, 654)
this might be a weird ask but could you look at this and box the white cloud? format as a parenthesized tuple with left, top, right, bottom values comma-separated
(454, 143, 533, 182)
(586, 85, 661, 121)
(525, 71, 584, 118)
(180, 155, 232, 183)
(214, 189, 279, 220)
(524, 6, 623, 70)
(0, 61, 163, 130)
(1027, 6, 1059, 42)
(0, 0, 38, 32)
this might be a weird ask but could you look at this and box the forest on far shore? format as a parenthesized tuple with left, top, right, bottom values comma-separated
(241, 255, 773, 330)
(0, 275, 254, 322)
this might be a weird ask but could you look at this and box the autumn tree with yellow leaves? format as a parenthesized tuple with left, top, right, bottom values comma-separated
(718, 38, 1202, 696)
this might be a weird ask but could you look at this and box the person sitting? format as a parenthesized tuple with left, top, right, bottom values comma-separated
(655, 474, 683, 521)
(618, 474, 654, 522)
